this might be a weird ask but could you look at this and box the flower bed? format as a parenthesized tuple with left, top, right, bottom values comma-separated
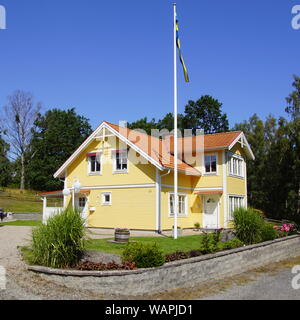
(76, 260, 137, 271)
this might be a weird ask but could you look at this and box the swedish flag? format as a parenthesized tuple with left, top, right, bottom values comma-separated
(176, 18, 189, 83)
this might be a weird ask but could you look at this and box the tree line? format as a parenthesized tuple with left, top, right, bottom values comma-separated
(0, 76, 299, 222)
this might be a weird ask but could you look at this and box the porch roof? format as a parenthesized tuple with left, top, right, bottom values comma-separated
(195, 190, 223, 195)
(39, 189, 91, 197)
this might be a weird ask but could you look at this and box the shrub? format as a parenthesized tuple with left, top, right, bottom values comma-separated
(217, 238, 244, 251)
(261, 223, 278, 241)
(122, 242, 165, 268)
(233, 208, 265, 245)
(199, 233, 217, 254)
(31, 208, 86, 268)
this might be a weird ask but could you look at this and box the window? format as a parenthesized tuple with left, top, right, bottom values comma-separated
(78, 197, 86, 208)
(228, 196, 244, 220)
(114, 151, 128, 172)
(102, 192, 111, 205)
(169, 193, 187, 217)
(89, 154, 101, 174)
(205, 154, 217, 174)
(228, 154, 244, 177)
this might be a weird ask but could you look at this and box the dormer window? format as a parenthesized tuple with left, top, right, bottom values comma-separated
(112, 150, 128, 173)
(87, 153, 101, 174)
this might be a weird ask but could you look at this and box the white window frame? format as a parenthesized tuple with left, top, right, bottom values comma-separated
(204, 153, 218, 175)
(112, 151, 128, 173)
(168, 192, 188, 217)
(227, 152, 244, 178)
(228, 195, 244, 221)
(88, 153, 102, 175)
(102, 192, 112, 206)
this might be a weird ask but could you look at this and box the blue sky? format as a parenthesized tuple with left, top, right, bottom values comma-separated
(0, 0, 299, 129)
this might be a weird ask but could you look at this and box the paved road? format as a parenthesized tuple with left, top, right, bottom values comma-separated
(199, 268, 300, 300)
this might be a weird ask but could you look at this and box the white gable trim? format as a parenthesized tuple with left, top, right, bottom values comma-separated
(228, 132, 255, 161)
(54, 122, 164, 178)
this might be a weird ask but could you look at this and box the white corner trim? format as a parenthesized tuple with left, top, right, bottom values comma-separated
(222, 151, 228, 228)
(156, 168, 161, 232)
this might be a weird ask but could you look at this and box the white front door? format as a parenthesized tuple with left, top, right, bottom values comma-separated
(203, 197, 219, 229)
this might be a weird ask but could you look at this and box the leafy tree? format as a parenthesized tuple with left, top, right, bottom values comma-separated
(285, 75, 300, 119)
(234, 114, 267, 210)
(127, 117, 158, 135)
(27, 108, 92, 191)
(157, 113, 186, 134)
(0, 134, 11, 187)
(184, 95, 229, 134)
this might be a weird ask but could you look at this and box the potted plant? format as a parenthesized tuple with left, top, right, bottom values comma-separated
(114, 228, 130, 243)
(194, 222, 200, 231)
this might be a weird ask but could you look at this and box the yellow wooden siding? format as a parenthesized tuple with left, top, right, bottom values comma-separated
(87, 187, 156, 230)
(66, 138, 156, 187)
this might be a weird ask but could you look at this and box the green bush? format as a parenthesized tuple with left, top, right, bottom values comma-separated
(217, 238, 244, 251)
(233, 208, 265, 245)
(122, 242, 165, 268)
(199, 233, 218, 254)
(31, 208, 86, 268)
(261, 223, 278, 242)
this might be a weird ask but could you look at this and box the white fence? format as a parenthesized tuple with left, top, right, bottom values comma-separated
(43, 207, 63, 224)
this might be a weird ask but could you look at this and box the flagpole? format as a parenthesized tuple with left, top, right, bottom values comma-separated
(173, 3, 178, 240)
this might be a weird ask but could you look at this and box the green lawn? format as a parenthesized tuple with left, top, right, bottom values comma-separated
(86, 235, 203, 255)
(0, 220, 42, 227)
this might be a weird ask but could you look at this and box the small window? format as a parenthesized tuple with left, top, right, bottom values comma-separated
(102, 192, 111, 205)
(78, 197, 86, 208)
(205, 155, 217, 174)
(169, 193, 187, 217)
(89, 154, 101, 174)
(114, 151, 128, 172)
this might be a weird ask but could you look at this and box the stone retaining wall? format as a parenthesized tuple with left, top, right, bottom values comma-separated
(28, 235, 300, 296)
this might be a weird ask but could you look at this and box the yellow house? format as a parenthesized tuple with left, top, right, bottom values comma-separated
(40, 121, 255, 232)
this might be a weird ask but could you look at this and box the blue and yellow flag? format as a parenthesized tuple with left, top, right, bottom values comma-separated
(176, 18, 189, 83)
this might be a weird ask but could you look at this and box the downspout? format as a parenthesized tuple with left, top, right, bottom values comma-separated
(156, 169, 171, 234)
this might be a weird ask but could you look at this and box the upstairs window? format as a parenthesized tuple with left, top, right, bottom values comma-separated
(205, 154, 217, 174)
(88, 153, 101, 174)
(113, 150, 128, 173)
(228, 154, 244, 178)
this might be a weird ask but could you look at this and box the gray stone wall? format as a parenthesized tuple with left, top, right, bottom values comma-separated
(29, 235, 300, 296)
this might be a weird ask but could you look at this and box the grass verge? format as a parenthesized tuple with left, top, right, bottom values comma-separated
(0, 220, 42, 227)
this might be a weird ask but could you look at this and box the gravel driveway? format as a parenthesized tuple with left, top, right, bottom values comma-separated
(0, 226, 104, 300)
